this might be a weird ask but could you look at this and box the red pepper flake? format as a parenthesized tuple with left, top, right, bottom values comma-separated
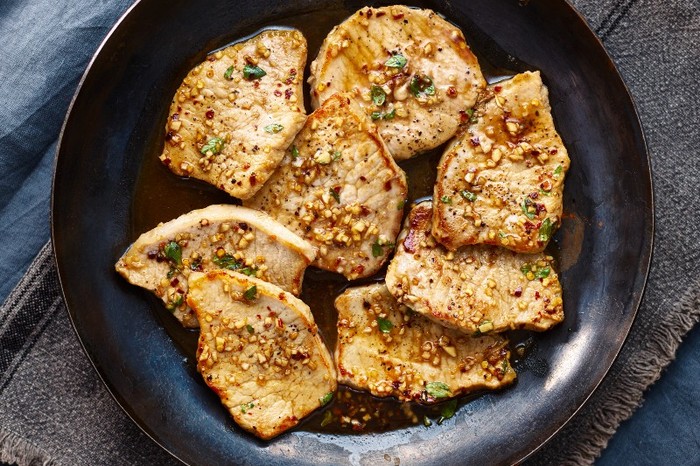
(238, 222, 249, 231)
(172, 113, 179, 120)
(253, 81, 260, 89)
(162, 157, 171, 166)
(534, 291, 541, 300)
(469, 136, 480, 147)
(285, 69, 297, 85)
(205, 110, 214, 119)
(514, 286, 522, 297)
(284, 88, 293, 99)
(367, 8, 373, 17)
(376, 10, 386, 17)
(494, 85, 502, 93)
(447, 86, 458, 98)
(249, 174, 257, 186)
(170, 278, 179, 286)
(549, 148, 558, 155)
(459, 110, 469, 123)
(529, 191, 539, 199)
(274, 90, 282, 97)
(165, 131, 173, 141)
(392, 11, 404, 19)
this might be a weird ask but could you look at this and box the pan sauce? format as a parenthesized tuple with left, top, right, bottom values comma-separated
(131, 5, 551, 435)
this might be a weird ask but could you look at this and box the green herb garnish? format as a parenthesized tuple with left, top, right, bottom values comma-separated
(224, 66, 234, 80)
(166, 294, 183, 311)
(246, 324, 254, 334)
(553, 165, 563, 176)
(534, 266, 551, 279)
(371, 108, 396, 121)
(410, 75, 435, 97)
(320, 410, 334, 427)
(319, 392, 334, 406)
(163, 241, 182, 265)
(460, 190, 477, 202)
(329, 188, 340, 202)
(501, 359, 509, 374)
(264, 123, 284, 134)
(239, 266, 258, 277)
(466, 108, 478, 123)
(371, 241, 394, 258)
(385, 54, 407, 68)
(200, 137, 224, 155)
(331, 151, 341, 161)
(437, 399, 458, 425)
(371, 85, 386, 106)
(377, 317, 393, 333)
(243, 285, 257, 301)
(521, 198, 536, 219)
(440, 195, 452, 204)
(241, 402, 255, 413)
(425, 381, 451, 399)
(291, 145, 299, 160)
(538, 218, 554, 243)
(243, 64, 266, 80)
(212, 254, 242, 270)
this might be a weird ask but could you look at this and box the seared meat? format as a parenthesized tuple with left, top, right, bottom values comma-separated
(115, 204, 316, 327)
(309, 5, 485, 160)
(159, 29, 307, 199)
(188, 270, 337, 440)
(335, 284, 516, 403)
(386, 202, 564, 333)
(245, 93, 408, 280)
(433, 71, 570, 252)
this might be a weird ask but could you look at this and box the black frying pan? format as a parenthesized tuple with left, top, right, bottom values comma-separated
(52, 0, 653, 464)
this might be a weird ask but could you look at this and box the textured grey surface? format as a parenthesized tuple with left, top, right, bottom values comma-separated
(0, 0, 698, 465)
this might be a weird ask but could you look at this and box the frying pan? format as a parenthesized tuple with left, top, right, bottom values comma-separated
(52, 0, 653, 464)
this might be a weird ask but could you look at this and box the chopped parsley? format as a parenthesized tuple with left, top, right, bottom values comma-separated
(331, 151, 342, 161)
(425, 381, 451, 399)
(371, 108, 396, 120)
(246, 324, 254, 334)
(371, 240, 394, 258)
(553, 165, 563, 177)
(440, 195, 452, 204)
(410, 75, 435, 97)
(329, 188, 340, 202)
(538, 218, 554, 242)
(243, 64, 266, 80)
(521, 198, 536, 219)
(291, 145, 299, 160)
(163, 241, 182, 266)
(243, 285, 257, 301)
(264, 123, 284, 134)
(385, 54, 407, 68)
(319, 392, 333, 406)
(224, 66, 234, 80)
(371, 85, 386, 106)
(240, 402, 255, 413)
(166, 294, 183, 311)
(521, 264, 551, 279)
(320, 410, 334, 427)
(377, 317, 393, 333)
(437, 399, 458, 425)
(465, 108, 478, 123)
(460, 190, 477, 202)
(200, 137, 224, 155)
(239, 266, 258, 277)
(212, 253, 242, 270)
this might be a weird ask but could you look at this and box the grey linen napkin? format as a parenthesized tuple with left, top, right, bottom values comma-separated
(1, 0, 699, 465)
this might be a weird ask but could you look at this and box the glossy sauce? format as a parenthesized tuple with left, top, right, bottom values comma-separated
(131, 5, 558, 435)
